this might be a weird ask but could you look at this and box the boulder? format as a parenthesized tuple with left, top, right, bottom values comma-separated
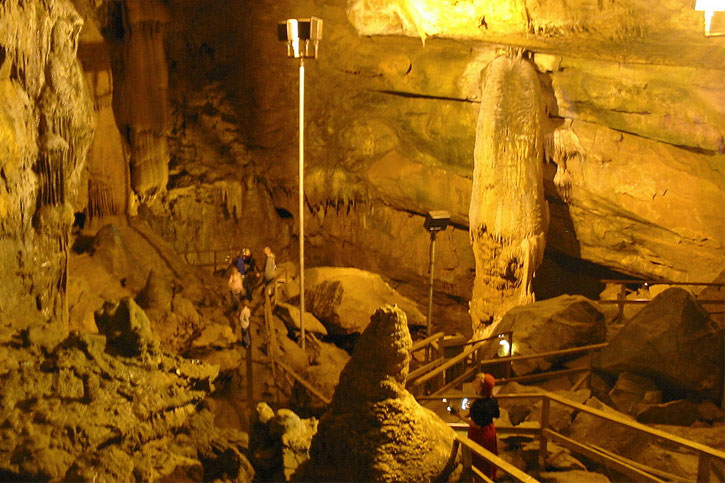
(696, 400, 724, 424)
(90, 224, 143, 288)
(192, 323, 235, 349)
(569, 397, 702, 480)
(608, 372, 661, 415)
(94, 297, 160, 356)
(294, 305, 462, 481)
(600, 288, 724, 401)
(498, 382, 543, 425)
(249, 403, 317, 481)
(524, 388, 591, 433)
(136, 269, 174, 312)
(274, 302, 328, 336)
(303, 267, 426, 336)
(270, 315, 349, 405)
(636, 400, 698, 426)
(483, 295, 605, 375)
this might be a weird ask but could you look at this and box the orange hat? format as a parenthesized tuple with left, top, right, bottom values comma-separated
(482, 373, 495, 397)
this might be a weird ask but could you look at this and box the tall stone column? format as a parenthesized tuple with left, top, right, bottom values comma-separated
(468, 51, 549, 336)
(115, 0, 170, 197)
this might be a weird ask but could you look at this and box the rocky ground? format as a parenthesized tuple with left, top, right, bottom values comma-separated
(1, 218, 722, 481)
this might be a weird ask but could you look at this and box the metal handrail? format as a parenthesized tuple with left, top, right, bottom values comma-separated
(442, 392, 725, 481)
(453, 436, 540, 483)
(600, 279, 724, 323)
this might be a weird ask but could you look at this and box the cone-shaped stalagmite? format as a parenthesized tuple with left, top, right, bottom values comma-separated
(469, 52, 549, 335)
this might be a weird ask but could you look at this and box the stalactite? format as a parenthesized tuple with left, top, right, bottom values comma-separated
(468, 52, 549, 336)
(116, 0, 171, 196)
(215, 180, 244, 220)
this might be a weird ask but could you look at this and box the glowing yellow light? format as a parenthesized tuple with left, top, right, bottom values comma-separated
(497, 338, 511, 357)
(694, 0, 725, 36)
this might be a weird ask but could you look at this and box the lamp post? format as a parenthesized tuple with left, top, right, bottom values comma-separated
(278, 17, 323, 350)
(423, 211, 450, 351)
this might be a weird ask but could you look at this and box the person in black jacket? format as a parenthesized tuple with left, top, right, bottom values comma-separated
(466, 372, 500, 481)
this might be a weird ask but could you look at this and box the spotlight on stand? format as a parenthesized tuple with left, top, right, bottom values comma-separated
(423, 210, 450, 343)
(277, 16, 323, 350)
(277, 17, 323, 58)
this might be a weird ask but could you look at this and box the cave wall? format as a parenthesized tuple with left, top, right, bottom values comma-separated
(0, 0, 94, 346)
(66, 0, 724, 335)
(224, 0, 723, 286)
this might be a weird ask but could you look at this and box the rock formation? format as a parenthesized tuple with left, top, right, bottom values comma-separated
(0, 0, 94, 346)
(600, 287, 724, 401)
(115, 0, 171, 197)
(482, 294, 605, 376)
(77, 14, 129, 220)
(303, 267, 427, 336)
(0, 329, 253, 481)
(469, 51, 549, 333)
(295, 305, 461, 482)
(249, 402, 318, 481)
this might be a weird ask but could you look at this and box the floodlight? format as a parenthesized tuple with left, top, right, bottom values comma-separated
(424, 210, 451, 232)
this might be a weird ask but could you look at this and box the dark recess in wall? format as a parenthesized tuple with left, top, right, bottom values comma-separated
(533, 249, 640, 300)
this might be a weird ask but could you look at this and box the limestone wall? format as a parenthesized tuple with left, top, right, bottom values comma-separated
(61, 0, 724, 337)
(0, 0, 94, 344)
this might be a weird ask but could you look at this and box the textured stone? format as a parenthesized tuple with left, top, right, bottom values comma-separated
(608, 372, 661, 415)
(469, 53, 549, 331)
(0, 330, 251, 481)
(94, 297, 160, 357)
(303, 267, 426, 336)
(295, 305, 461, 482)
(0, 0, 94, 341)
(600, 288, 724, 401)
(636, 400, 698, 426)
(274, 302, 328, 336)
(482, 295, 605, 375)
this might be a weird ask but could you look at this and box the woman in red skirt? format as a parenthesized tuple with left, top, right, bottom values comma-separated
(466, 372, 500, 481)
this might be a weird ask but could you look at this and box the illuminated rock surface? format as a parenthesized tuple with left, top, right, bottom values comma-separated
(295, 305, 462, 482)
(600, 288, 724, 401)
(1, 0, 723, 480)
(304, 267, 427, 336)
(481, 295, 606, 375)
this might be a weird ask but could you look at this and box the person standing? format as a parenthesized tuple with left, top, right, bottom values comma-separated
(237, 248, 259, 300)
(239, 300, 251, 348)
(466, 372, 500, 481)
(227, 266, 244, 305)
(263, 246, 276, 285)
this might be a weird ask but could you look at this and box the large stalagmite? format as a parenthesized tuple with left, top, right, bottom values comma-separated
(469, 52, 549, 335)
(294, 305, 461, 482)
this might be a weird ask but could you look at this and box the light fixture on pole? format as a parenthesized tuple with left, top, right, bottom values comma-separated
(694, 0, 725, 36)
(278, 16, 323, 350)
(423, 210, 450, 343)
